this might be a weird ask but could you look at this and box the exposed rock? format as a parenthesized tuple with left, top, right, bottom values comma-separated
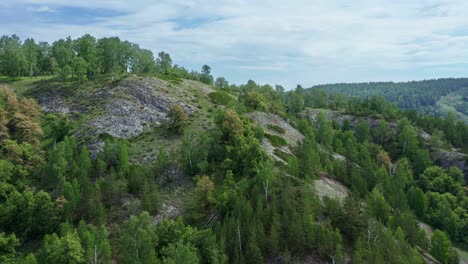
(248, 111, 304, 146)
(247, 111, 304, 162)
(35, 76, 198, 158)
(431, 149, 468, 180)
(304, 108, 398, 134)
(313, 173, 349, 202)
(88, 77, 197, 140)
(39, 95, 72, 115)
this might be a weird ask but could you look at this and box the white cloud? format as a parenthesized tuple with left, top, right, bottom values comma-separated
(1, 0, 468, 87)
(26, 5, 55, 12)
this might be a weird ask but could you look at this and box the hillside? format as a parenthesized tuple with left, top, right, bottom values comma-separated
(1, 73, 467, 264)
(310, 78, 468, 122)
(1, 33, 467, 264)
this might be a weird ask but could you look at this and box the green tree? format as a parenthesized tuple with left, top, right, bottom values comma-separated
(166, 104, 188, 134)
(162, 241, 199, 264)
(0, 232, 20, 262)
(77, 221, 111, 264)
(39, 231, 85, 264)
(156, 51, 172, 75)
(22, 38, 38, 76)
(430, 230, 451, 264)
(354, 120, 369, 143)
(75, 34, 98, 77)
(0, 35, 27, 77)
(367, 189, 391, 223)
(406, 186, 428, 218)
(316, 112, 333, 148)
(200, 64, 213, 85)
(117, 212, 158, 264)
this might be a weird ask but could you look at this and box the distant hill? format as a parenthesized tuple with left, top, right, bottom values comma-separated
(309, 78, 468, 123)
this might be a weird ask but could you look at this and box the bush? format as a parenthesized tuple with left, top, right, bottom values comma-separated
(274, 148, 295, 161)
(267, 124, 286, 134)
(265, 133, 287, 147)
(208, 91, 235, 106)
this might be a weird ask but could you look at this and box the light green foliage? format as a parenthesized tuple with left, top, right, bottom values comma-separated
(367, 189, 391, 223)
(316, 112, 333, 148)
(0, 232, 20, 262)
(430, 230, 451, 264)
(77, 221, 111, 264)
(118, 212, 158, 264)
(39, 231, 85, 264)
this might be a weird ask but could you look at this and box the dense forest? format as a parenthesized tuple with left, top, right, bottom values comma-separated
(0, 34, 467, 264)
(311, 79, 468, 122)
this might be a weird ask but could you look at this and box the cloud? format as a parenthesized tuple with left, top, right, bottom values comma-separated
(26, 5, 55, 13)
(1, 0, 468, 87)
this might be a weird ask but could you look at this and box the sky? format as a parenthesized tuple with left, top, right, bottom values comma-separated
(1, 0, 468, 88)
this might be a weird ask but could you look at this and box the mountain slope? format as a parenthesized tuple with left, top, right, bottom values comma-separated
(310, 78, 468, 122)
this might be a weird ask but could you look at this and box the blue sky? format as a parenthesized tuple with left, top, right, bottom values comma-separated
(1, 0, 468, 88)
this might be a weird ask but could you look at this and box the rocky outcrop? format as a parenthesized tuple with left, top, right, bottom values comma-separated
(36, 76, 198, 157)
(247, 111, 304, 163)
(431, 149, 468, 181)
(304, 108, 398, 134)
(88, 77, 197, 139)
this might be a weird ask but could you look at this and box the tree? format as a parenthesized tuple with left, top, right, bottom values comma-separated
(367, 189, 391, 223)
(75, 34, 98, 77)
(156, 51, 172, 75)
(406, 186, 427, 218)
(0, 232, 20, 262)
(200, 65, 213, 85)
(118, 212, 158, 264)
(72, 56, 88, 83)
(22, 38, 38, 76)
(316, 112, 333, 148)
(241, 91, 267, 111)
(430, 230, 451, 264)
(166, 105, 188, 134)
(162, 241, 199, 264)
(215, 77, 229, 89)
(354, 120, 369, 143)
(0, 35, 27, 77)
(77, 221, 111, 264)
(39, 231, 85, 264)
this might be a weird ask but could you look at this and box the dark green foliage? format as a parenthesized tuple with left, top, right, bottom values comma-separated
(313, 78, 468, 116)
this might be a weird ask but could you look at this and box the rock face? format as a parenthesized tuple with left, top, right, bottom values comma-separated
(247, 111, 303, 163)
(36, 76, 198, 157)
(304, 108, 398, 134)
(88, 77, 197, 139)
(432, 149, 468, 181)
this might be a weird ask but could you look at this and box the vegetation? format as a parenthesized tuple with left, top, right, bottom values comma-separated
(0, 33, 467, 264)
(311, 78, 468, 121)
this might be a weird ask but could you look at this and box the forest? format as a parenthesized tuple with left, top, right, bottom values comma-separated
(0, 34, 467, 264)
(311, 79, 468, 121)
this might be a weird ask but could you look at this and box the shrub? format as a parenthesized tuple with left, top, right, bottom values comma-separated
(209, 91, 235, 106)
(267, 124, 286, 134)
(265, 133, 287, 147)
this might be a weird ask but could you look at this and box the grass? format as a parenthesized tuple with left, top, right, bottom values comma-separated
(274, 148, 295, 161)
(454, 247, 468, 263)
(265, 133, 288, 147)
(267, 124, 286, 134)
